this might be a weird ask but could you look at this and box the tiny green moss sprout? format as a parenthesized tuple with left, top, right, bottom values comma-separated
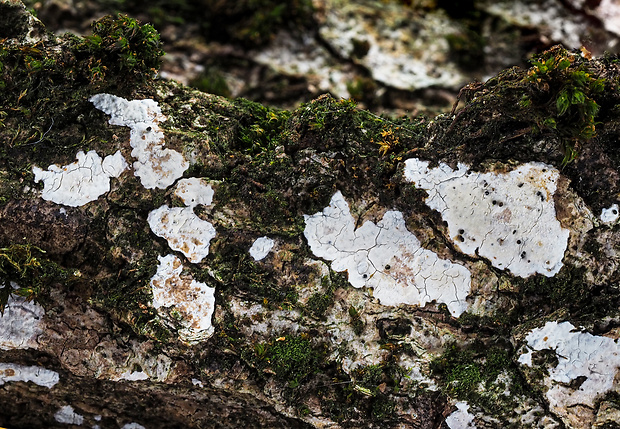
(253, 333, 322, 387)
(189, 68, 231, 97)
(431, 341, 529, 418)
(348, 305, 364, 335)
(81, 14, 164, 80)
(0, 244, 76, 313)
(526, 46, 605, 165)
(231, 98, 291, 154)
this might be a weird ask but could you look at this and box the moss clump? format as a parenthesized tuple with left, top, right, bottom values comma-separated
(370, 395, 396, 420)
(229, 98, 291, 154)
(523, 47, 606, 165)
(189, 68, 231, 98)
(0, 244, 76, 312)
(430, 342, 528, 419)
(353, 364, 384, 394)
(79, 14, 164, 81)
(206, 239, 298, 307)
(257, 334, 322, 387)
(515, 266, 619, 324)
(439, 46, 618, 167)
(348, 305, 364, 335)
(0, 13, 165, 202)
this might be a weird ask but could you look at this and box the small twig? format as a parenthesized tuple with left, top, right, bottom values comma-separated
(23, 118, 54, 146)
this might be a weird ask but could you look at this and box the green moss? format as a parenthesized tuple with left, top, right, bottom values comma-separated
(524, 47, 606, 165)
(0, 244, 76, 312)
(354, 364, 384, 393)
(515, 266, 619, 323)
(0, 13, 165, 206)
(230, 98, 291, 154)
(256, 334, 323, 387)
(304, 275, 335, 319)
(79, 14, 164, 81)
(430, 341, 528, 418)
(348, 305, 364, 335)
(92, 256, 170, 343)
(189, 68, 231, 98)
(431, 343, 483, 398)
(370, 395, 396, 420)
(205, 239, 298, 307)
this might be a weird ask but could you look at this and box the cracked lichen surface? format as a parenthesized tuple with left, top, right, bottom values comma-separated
(404, 159, 569, 277)
(150, 254, 216, 343)
(147, 205, 216, 263)
(0, 363, 59, 388)
(518, 321, 620, 412)
(90, 93, 188, 189)
(0, 295, 44, 350)
(33, 150, 127, 207)
(304, 191, 471, 317)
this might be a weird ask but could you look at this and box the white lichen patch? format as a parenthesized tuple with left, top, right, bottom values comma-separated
(33, 150, 127, 207)
(147, 205, 216, 263)
(404, 159, 569, 278)
(150, 254, 216, 344)
(304, 191, 471, 317)
(121, 424, 146, 429)
(317, 0, 466, 90)
(445, 402, 477, 428)
(0, 294, 44, 350)
(90, 93, 188, 189)
(482, 0, 587, 49)
(252, 30, 352, 99)
(518, 321, 620, 411)
(600, 204, 619, 223)
(54, 405, 84, 425)
(174, 178, 214, 208)
(96, 340, 172, 382)
(249, 236, 275, 261)
(0, 363, 59, 388)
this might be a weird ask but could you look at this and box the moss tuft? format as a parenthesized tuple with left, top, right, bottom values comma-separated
(254, 333, 323, 387)
(0, 244, 76, 312)
(79, 14, 164, 81)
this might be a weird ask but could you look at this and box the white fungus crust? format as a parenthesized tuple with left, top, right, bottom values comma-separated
(600, 203, 619, 223)
(150, 254, 216, 344)
(33, 150, 127, 207)
(518, 321, 620, 411)
(249, 236, 275, 261)
(147, 205, 216, 263)
(404, 159, 569, 278)
(90, 93, 189, 189)
(445, 402, 477, 428)
(304, 191, 471, 317)
(54, 405, 84, 425)
(174, 178, 214, 208)
(0, 363, 59, 388)
(0, 294, 44, 350)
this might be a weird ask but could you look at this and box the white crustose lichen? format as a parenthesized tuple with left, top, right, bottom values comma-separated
(150, 254, 216, 343)
(33, 150, 127, 207)
(304, 191, 471, 317)
(90, 93, 188, 189)
(404, 159, 569, 278)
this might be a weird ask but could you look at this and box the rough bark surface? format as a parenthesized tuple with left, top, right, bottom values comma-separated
(1, 2, 620, 429)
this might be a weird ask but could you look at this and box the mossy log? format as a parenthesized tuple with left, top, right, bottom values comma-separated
(1, 2, 620, 428)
